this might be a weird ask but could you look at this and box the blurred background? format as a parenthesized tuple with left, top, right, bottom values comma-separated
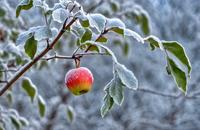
(0, 0, 200, 130)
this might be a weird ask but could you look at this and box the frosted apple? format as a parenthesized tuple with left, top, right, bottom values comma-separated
(65, 67, 94, 95)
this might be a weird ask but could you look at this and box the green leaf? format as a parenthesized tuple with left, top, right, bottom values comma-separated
(0, 8, 6, 17)
(107, 18, 125, 36)
(166, 66, 171, 75)
(111, 27, 124, 36)
(19, 117, 29, 126)
(124, 29, 144, 43)
(0, 126, 4, 130)
(80, 19, 90, 28)
(108, 76, 124, 105)
(22, 77, 37, 102)
(96, 36, 108, 43)
(37, 95, 46, 117)
(123, 43, 129, 56)
(6, 91, 12, 104)
(144, 35, 164, 51)
(114, 63, 138, 90)
(81, 29, 92, 43)
(24, 36, 37, 59)
(0, 122, 5, 130)
(66, 106, 74, 123)
(163, 41, 191, 75)
(16, 0, 33, 18)
(167, 57, 187, 94)
(10, 115, 21, 130)
(89, 13, 106, 32)
(81, 42, 100, 52)
(109, 0, 119, 12)
(140, 13, 150, 35)
(101, 93, 114, 118)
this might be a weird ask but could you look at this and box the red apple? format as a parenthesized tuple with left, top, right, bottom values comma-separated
(65, 67, 94, 95)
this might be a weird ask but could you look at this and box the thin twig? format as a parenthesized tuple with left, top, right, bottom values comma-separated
(138, 88, 200, 99)
(0, 80, 8, 84)
(0, 69, 18, 72)
(43, 52, 108, 61)
(44, 55, 73, 61)
(138, 88, 181, 99)
(76, 52, 108, 56)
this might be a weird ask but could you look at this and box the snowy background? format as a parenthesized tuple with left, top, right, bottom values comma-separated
(1, 0, 200, 130)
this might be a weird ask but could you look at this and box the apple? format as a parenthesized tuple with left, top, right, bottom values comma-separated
(65, 67, 94, 95)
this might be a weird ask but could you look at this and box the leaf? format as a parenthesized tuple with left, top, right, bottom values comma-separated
(114, 63, 138, 90)
(144, 35, 164, 51)
(80, 19, 90, 28)
(108, 76, 124, 105)
(109, 1, 119, 12)
(81, 29, 92, 43)
(22, 77, 37, 102)
(16, 26, 52, 46)
(16, 31, 33, 46)
(101, 93, 114, 118)
(34, 26, 52, 41)
(80, 42, 100, 52)
(140, 13, 150, 35)
(123, 43, 129, 56)
(124, 29, 144, 43)
(106, 18, 125, 36)
(16, 0, 33, 17)
(0, 124, 4, 130)
(88, 13, 106, 32)
(33, 0, 43, 7)
(24, 36, 37, 59)
(111, 27, 124, 36)
(163, 41, 191, 75)
(4, 43, 21, 56)
(66, 106, 74, 123)
(52, 8, 70, 23)
(0, 8, 6, 17)
(37, 95, 46, 117)
(167, 57, 187, 94)
(83, 41, 118, 62)
(6, 91, 12, 104)
(166, 66, 171, 75)
(107, 18, 125, 29)
(96, 36, 108, 43)
(19, 117, 29, 126)
(10, 115, 21, 130)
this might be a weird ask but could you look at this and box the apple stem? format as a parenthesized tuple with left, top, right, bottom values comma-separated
(75, 58, 80, 68)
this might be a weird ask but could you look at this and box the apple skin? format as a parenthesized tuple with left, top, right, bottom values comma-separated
(65, 67, 94, 95)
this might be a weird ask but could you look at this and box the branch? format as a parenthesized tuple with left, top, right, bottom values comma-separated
(138, 88, 181, 99)
(138, 88, 200, 99)
(0, 18, 77, 96)
(43, 52, 108, 61)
